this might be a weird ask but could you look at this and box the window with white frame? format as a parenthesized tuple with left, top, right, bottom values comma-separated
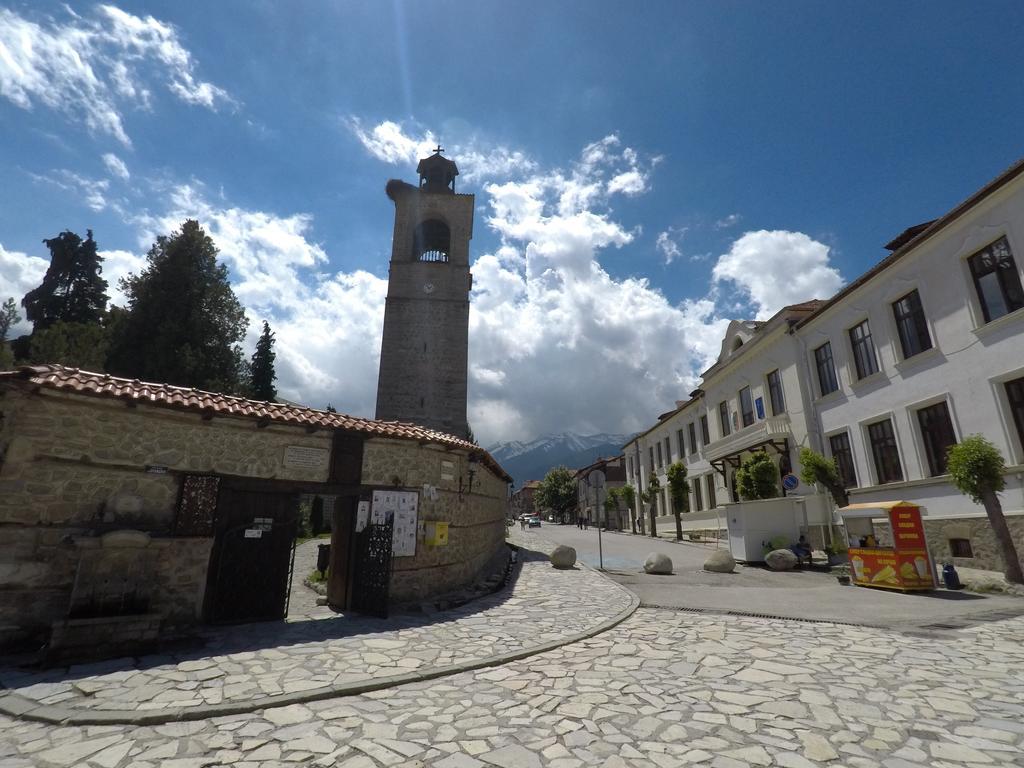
(693, 477, 703, 511)
(1006, 376, 1024, 457)
(867, 418, 903, 484)
(700, 414, 710, 445)
(706, 474, 716, 508)
(739, 386, 754, 427)
(814, 342, 839, 395)
(892, 289, 932, 359)
(688, 422, 698, 455)
(917, 401, 957, 476)
(968, 236, 1024, 323)
(828, 431, 857, 489)
(766, 369, 785, 415)
(719, 400, 731, 437)
(849, 319, 879, 379)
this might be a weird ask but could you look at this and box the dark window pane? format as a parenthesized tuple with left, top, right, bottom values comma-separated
(969, 236, 1024, 322)
(1007, 377, 1024, 455)
(892, 290, 932, 359)
(949, 538, 973, 558)
(688, 423, 697, 454)
(739, 386, 754, 427)
(677, 429, 685, 458)
(649, 447, 655, 473)
(849, 320, 879, 379)
(719, 401, 731, 436)
(693, 478, 703, 511)
(665, 438, 671, 464)
(700, 415, 710, 445)
(828, 432, 857, 488)
(656, 442, 663, 467)
(917, 401, 957, 476)
(814, 342, 839, 395)
(867, 419, 903, 484)
(706, 474, 717, 508)
(767, 369, 785, 415)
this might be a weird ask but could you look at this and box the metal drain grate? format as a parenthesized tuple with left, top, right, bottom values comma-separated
(641, 604, 883, 629)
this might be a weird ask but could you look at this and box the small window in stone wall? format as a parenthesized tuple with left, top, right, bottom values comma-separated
(949, 538, 974, 558)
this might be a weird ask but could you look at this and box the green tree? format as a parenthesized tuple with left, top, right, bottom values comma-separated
(535, 466, 577, 524)
(798, 446, 849, 507)
(604, 487, 620, 529)
(22, 230, 108, 331)
(28, 321, 109, 370)
(666, 461, 690, 540)
(735, 451, 778, 501)
(620, 483, 637, 533)
(946, 435, 1023, 584)
(107, 220, 249, 393)
(0, 298, 19, 371)
(249, 320, 277, 401)
(642, 475, 661, 538)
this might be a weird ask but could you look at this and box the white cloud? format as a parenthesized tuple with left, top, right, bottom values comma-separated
(102, 152, 130, 180)
(345, 118, 537, 186)
(712, 230, 844, 319)
(346, 118, 437, 165)
(715, 213, 742, 229)
(132, 183, 328, 313)
(28, 169, 110, 212)
(0, 242, 48, 337)
(655, 229, 683, 264)
(0, 5, 231, 146)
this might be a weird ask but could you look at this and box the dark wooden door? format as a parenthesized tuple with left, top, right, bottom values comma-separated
(205, 488, 299, 624)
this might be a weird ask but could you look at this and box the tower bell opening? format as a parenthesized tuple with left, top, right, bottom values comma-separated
(414, 219, 450, 262)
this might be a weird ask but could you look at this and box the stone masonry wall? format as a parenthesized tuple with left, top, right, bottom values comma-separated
(0, 387, 331, 648)
(873, 512, 1024, 573)
(361, 438, 508, 602)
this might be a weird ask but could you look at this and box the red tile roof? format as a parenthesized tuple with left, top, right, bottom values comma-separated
(2, 364, 511, 482)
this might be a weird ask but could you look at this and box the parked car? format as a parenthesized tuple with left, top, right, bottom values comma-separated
(528, 516, 542, 528)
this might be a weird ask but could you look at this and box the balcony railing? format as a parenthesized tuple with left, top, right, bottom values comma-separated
(705, 414, 792, 461)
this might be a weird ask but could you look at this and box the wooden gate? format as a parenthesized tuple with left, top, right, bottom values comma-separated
(204, 487, 299, 624)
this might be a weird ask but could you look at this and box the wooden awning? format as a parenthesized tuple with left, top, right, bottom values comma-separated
(710, 437, 789, 478)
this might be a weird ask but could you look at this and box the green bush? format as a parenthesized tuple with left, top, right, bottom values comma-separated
(735, 451, 778, 500)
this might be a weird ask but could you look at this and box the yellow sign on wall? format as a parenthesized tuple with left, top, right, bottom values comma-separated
(424, 521, 449, 546)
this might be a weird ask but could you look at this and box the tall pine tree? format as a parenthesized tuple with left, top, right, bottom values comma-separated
(250, 320, 277, 401)
(107, 220, 249, 393)
(22, 230, 108, 330)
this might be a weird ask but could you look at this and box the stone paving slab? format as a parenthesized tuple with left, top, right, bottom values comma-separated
(0, 535, 638, 725)
(1, 606, 1022, 767)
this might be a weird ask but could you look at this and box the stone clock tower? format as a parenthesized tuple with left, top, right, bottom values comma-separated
(374, 149, 473, 439)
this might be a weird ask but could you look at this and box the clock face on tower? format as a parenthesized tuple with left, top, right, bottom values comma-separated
(422, 282, 435, 294)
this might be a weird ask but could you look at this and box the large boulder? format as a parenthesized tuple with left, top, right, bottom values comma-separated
(765, 548, 798, 571)
(703, 550, 736, 574)
(549, 545, 577, 569)
(643, 552, 673, 574)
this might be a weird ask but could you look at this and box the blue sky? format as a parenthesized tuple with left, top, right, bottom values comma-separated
(2, 1, 1023, 445)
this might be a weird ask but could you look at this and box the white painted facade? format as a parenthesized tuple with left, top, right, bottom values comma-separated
(796, 168, 1024, 527)
(623, 158, 1024, 567)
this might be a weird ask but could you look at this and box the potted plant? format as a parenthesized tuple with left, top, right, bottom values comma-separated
(833, 564, 851, 585)
(824, 543, 848, 566)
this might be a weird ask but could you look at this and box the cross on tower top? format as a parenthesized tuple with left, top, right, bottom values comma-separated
(433, 145, 444, 155)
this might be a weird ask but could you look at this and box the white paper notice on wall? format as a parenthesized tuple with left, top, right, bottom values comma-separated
(440, 460, 455, 481)
(371, 490, 419, 557)
(355, 501, 370, 532)
(283, 445, 329, 471)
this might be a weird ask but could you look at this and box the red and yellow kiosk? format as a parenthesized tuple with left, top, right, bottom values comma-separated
(837, 502, 937, 591)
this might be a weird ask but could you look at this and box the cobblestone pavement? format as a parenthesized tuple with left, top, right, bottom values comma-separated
(0, 536, 636, 722)
(2, 606, 1022, 767)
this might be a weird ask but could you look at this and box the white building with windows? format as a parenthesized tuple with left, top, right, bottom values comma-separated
(795, 159, 1024, 570)
(624, 157, 1024, 571)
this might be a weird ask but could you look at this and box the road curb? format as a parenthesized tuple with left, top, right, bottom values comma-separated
(0, 546, 639, 726)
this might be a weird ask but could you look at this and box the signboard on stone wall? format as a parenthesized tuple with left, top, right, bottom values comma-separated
(283, 445, 329, 471)
(371, 490, 419, 557)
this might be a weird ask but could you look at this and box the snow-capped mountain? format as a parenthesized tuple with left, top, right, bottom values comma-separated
(486, 432, 634, 486)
